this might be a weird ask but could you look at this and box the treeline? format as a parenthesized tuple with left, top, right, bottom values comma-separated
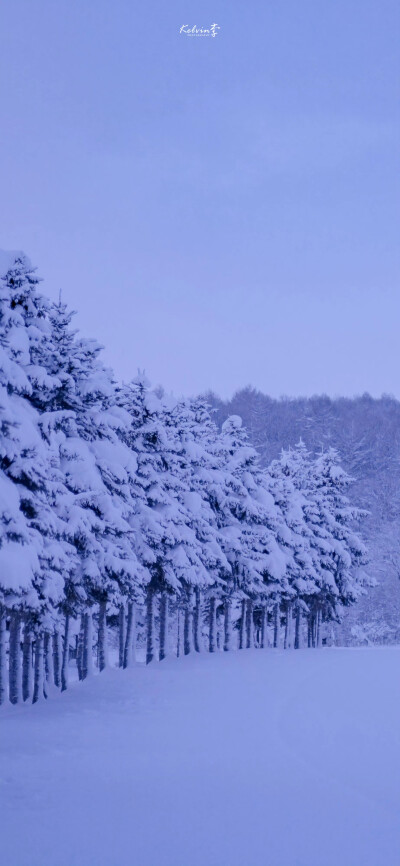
(0, 256, 371, 707)
(206, 385, 400, 642)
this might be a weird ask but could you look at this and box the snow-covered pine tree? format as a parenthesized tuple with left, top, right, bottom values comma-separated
(267, 442, 321, 648)
(0, 255, 74, 703)
(216, 415, 291, 651)
(311, 447, 370, 631)
(275, 441, 370, 643)
(118, 377, 214, 663)
(163, 396, 231, 654)
(31, 297, 148, 678)
(117, 376, 177, 664)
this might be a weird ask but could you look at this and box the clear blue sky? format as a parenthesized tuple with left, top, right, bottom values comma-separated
(0, 1, 399, 398)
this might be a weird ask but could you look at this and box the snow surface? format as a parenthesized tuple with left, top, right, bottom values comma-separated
(1, 647, 400, 866)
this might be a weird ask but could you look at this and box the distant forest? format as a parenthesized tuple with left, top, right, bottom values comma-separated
(205, 388, 400, 644)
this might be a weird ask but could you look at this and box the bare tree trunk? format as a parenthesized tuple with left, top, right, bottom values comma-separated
(284, 604, 289, 649)
(0, 605, 7, 705)
(312, 613, 317, 648)
(260, 606, 267, 649)
(246, 599, 254, 649)
(82, 611, 94, 679)
(76, 616, 84, 680)
(118, 604, 125, 667)
(224, 598, 232, 652)
(209, 596, 217, 653)
(294, 608, 302, 649)
(124, 601, 136, 668)
(97, 600, 108, 672)
(53, 630, 62, 687)
(193, 588, 202, 653)
(176, 608, 181, 657)
(273, 603, 280, 648)
(61, 614, 70, 692)
(32, 633, 45, 703)
(9, 610, 21, 705)
(78, 614, 85, 679)
(146, 587, 155, 665)
(184, 593, 192, 656)
(316, 608, 322, 647)
(44, 632, 54, 695)
(239, 599, 246, 649)
(22, 619, 33, 702)
(284, 602, 293, 649)
(87, 611, 94, 675)
(159, 594, 168, 661)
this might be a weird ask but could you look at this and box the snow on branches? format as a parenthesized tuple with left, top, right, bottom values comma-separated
(0, 254, 370, 705)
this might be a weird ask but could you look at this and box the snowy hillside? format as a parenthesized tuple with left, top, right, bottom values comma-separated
(1, 646, 399, 866)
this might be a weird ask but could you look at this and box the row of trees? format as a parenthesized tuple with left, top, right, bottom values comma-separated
(0, 255, 371, 707)
(208, 385, 400, 643)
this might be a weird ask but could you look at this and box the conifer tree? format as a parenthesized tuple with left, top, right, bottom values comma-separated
(0, 256, 73, 702)
(118, 377, 213, 662)
(218, 415, 291, 648)
(34, 298, 148, 677)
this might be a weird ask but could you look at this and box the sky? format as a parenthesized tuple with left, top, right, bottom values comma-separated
(0, 0, 399, 399)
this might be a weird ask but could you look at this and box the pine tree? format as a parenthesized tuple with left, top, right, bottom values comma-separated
(164, 396, 231, 652)
(273, 441, 369, 639)
(217, 415, 292, 648)
(34, 298, 148, 677)
(118, 377, 213, 662)
(312, 448, 370, 619)
(0, 256, 73, 702)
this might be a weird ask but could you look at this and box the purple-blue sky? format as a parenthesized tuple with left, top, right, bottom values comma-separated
(0, 1, 399, 398)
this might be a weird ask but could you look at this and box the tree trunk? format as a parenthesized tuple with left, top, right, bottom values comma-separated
(176, 608, 181, 657)
(9, 610, 21, 705)
(312, 613, 317, 648)
(273, 602, 280, 648)
(118, 604, 125, 668)
(82, 611, 94, 679)
(124, 601, 136, 668)
(61, 614, 70, 692)
(294, 608, 302, 649)
(45, 632, 54, 681)
(284, 602, 292, 649)
(146, 587, 155, 665)
(209, 596, 217, 653)
(193, 588, 202, 653)
(97, 600, 108, 672)
(183, 593, 192, 656)
(32, 633, 45, 703)
(246, 599, 254, 649)
(159, 594, 168, 661)
(316, 608, 322, 647)
(53, 630, 62, 687)
(22, 619, 33, 702)
(0, 605, 6, 705)
(239, 599, 246, 649)
(224, 598, 232, 652)
(44, 632, 54, 697)
(77, 615, 84, 679)
(76, 616, 84, 680)
(260, 606, 267, 649)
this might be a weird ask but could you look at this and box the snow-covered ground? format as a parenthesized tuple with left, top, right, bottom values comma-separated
(1, 646, 399, 866)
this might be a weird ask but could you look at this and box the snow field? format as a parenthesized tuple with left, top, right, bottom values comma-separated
(1, 646, 399, 866)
